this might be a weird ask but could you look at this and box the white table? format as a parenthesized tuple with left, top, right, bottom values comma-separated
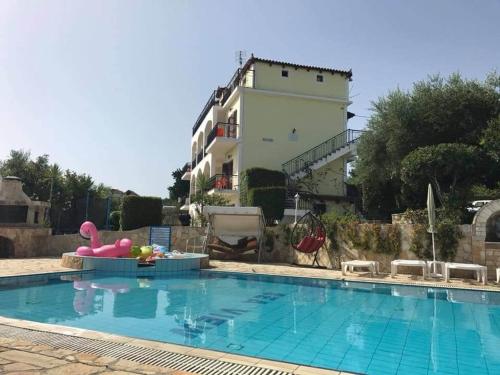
(341, 260, 379, 277)
(445, 263, 487, 285)
(391, 260, 427, 279)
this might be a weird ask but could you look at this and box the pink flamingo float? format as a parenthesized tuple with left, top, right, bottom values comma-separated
(76, 221, 132, 257)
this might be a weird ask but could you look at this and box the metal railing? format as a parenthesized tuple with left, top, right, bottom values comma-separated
(191, 67, 255, 135)
(282, 129, 364, 176)
(206, 174, 238, 191)
(205, 122, 238, 148)
(192, 90, 218, 135)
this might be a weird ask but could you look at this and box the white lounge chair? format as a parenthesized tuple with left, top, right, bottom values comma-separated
(445, 262, 487, 285)
(391, 259, 427, 279)
(341, 260, 379, 277)
(497, 268, 500, 284)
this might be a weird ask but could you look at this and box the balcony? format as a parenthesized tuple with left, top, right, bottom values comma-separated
(206, 174, 238, 193)
(181, 163, 191, 181)
(205, 122, 238, 154)
(192, 90, 218, 136)
(196, 150, 204, 164)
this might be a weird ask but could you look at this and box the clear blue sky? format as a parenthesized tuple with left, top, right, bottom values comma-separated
(1, 0, 498, 197)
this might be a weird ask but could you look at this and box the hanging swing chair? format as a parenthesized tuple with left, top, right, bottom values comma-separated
(290, 212, 326, 267)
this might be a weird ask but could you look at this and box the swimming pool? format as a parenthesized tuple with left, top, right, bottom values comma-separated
(0, 271, 499, 375)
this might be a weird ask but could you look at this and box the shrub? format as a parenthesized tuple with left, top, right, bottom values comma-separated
(240, 168, 286, 206)
(109, 210, 121, 231)
(245, 168, 286, 188)
(121, 196, 163, 230)
(247, 187, 286, 224)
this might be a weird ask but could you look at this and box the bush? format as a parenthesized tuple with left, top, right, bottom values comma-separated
(245, 168, 286, 188)
(247, 187, 286, 224)
(240, 168, 286, 206)
(121, 196, 163, 230)
(109, 210, 121, 230)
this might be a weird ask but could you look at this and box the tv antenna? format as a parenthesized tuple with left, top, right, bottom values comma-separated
(235, 50, 247, 67)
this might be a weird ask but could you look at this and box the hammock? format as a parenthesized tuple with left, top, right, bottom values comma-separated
(207, 236, 258, 254)
(290, 212, 326, 266)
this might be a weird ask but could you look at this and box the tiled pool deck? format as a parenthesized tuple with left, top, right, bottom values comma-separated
(1, 257, 499, 375)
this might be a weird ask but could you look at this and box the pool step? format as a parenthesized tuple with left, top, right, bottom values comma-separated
(0, 324, 293, 375)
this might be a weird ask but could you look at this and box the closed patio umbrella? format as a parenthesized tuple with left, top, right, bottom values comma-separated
(427, 184, 439, 276)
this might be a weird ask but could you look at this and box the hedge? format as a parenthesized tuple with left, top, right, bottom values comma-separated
(240, 168, 286, 206)
(245, 168, 286, 188)
(247, 187, 286, 224)
(121, 196, 163, 230)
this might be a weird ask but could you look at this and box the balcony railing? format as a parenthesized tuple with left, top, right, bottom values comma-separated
(282, 129, 364, 176)
(196, 150, 204, 164)
(205, 122, 238, 149)
(192, 90, 218, 136)
(206, 174, 238, 191)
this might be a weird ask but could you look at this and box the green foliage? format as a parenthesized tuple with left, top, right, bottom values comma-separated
(0, 150, 113, 230)
(244, 168, 286, 188)
(401, 143, 484, 209)
(168, 165, 190, 201)
(481, 116, 500, 162)
(353, 72, 500, 219)
(263, 229, 275, 252)
(470, 183, 500, 200)
(436, 220, 463, 261)
(403, 209, 463, 261)
(120, 196, 163, 230)
(247, 187, 286, 224)
(239, 168, 286, 207)
(321, 211, 359, 250)
(278, 223, 292, 246)
(409, 224, 432, 259)
(340, 223, 402, 256)
(109, 210, 121, 231)
(190, 175, 230, 227)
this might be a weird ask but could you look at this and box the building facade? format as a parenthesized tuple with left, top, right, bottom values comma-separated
(182, 56, 361, 211)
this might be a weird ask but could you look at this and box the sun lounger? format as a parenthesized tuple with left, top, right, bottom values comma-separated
(391, 259, 427, 279)
(445, 263, 487, 285)
(341, 260, 379, 277)
(497, 268, 500, 284)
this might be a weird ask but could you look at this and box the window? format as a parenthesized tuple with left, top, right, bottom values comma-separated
(316, 74, 324, 82)
(281, 70, 288, 77)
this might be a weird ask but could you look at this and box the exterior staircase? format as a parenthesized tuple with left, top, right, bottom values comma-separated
(282, 129, 364, 179)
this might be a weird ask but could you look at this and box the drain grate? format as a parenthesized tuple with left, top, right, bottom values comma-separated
(0, 324, 292, 375)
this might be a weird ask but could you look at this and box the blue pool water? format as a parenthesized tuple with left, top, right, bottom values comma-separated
(1, 271, 500, 375)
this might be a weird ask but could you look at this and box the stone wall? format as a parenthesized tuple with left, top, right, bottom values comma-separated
(263, 223, 476, 274)
(0, 227, 51, 257)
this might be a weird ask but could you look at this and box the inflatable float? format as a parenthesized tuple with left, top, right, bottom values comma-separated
(76, 221, 132, 257)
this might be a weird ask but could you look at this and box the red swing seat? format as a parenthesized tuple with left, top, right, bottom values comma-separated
(290, 212, 326, 266)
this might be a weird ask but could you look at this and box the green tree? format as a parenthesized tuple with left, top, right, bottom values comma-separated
(167, 165, 190, 202)
(353, 72, 500, 219)
(190, 174, 229, 226)
(0, 150, 112, 229)
(400, 143, 484, 209)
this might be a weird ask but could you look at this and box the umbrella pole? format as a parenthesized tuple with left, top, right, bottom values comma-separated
(431, 231, 436, 274)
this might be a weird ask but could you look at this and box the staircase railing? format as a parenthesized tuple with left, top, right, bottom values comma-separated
(282, 129, 364, 176)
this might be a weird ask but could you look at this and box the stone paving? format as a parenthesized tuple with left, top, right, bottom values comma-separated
(0, 336, 194, 374)
(0, 257, 70, 276)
